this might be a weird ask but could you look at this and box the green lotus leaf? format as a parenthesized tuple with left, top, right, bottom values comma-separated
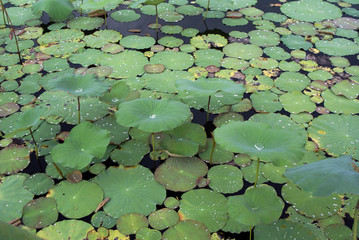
(67, 17, 104, 30)
(94, 114, 129, 145)
(316, 38, 359, 56)
(45, 73, 109, 98)
(285, 156, 359, 196)
(227, 184, 283, 227)
(100, 50, 149, 78)
(23, 173, 54, 195)
(130, 0, 165, 7)
(0, 175, 34, 222)
(39, 42, 86, 56)
(51, 122, 111, 169)
(248, 30, 279, 47)
(220, 57, 249, 70)
(190, 34, 228, 49)
(330, 56, 351, 68)
(159, 122, 206, 156)
(154, 157, 208, 191)
(136, 227, 162, 240)
(262, 12, 287, 23)
(249, 57, 278, 70)
(280, 0, 342, 22)
(222, 18, 249, 27)
(282, 182, 341, 219)
(250, 91, 282, 113)
(223, 42, 262, 59)
(15, 106, 45, 131)
(111, 9, 141, 23)
(110, 139, 150, 166)
(150, 51, 194, 70)
(116, 213, 148, 235)
(275, 72, 310, 92)
(0, 102, 19, 117)
(178, 189, 227, 232)
(208, 165, 243, 194)
(164, 197, 179, 209)
(37, 29, 84, 44)
(162, 220, 210, 240)
(195, 0, 256, 11)
(83, 29, 122, 48)
(331, 80, 359, 100)
(322, 89, 359, 114)
(263, 47, 290, 60)
(36, 220, 94, 240)
(143, 70, 193, 93)
(148, 208, 179, 230)
(5, 39, 34, 53)
(261, 162, 287, 184)
(307, 69, 333, 81)
(279, 60, 301, 72)
(120, 35, 156, 49)
(22, 197, 58, 229)
(93, 166, 166, 218)
(49, 180, 103, 218)
(176, 5, 203, 16)
(161, 25, 183, 34)
(0, 220, 42, 240)
(91, 211, 117, 229)
(307, 114, 359, 159)
(69, 49, 104, 67)
(194, 49, 224, 67)
(289, 22, 317, 36)
(41, 58, 69, 73)
(158, 11, 184, 22)
(0, 53, 19, 66)
(279, 91, 316, 114)
(0, 145, 30, 175)
(213, 112, 244, 127)
(32, 0, 74, 21)
(214, 120, 306, 164)
(158, 36, 184, 48)
(281, 35, 312, 50)
(140, 3, 176, 15)
(0, 7, 42, 26)
(324, 224, 352, 240)
(81, 0, 124, 11)
(254, 219, 320, 240)
(115, 98, 191, 133)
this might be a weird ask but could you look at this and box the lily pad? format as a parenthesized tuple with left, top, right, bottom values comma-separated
(148, 208, 179, 230)
(322, 89, 359, 114)
(316, 38, 359, 56)
(162, 220, 210, 240)
(93, 166, 166, 218)
(36, 220, 94, 240)
(116, 213, 148, 235)
(22, 197, 58, 228)
(223, 42, 262, 59)
(67, 17, 104, 30)
(23, 173, 54, 195)
(150, 51, 194, 70)
(208, 165, 243, 194)
(32, 0, 73, 21)
(120, 35, 156, 49)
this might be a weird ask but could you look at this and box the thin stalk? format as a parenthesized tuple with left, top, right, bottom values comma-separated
(353, 199, 359, 240)
(29, 127, 43, 172)
(249, 226, 253, 240)
(209, 132, 216, 165)
(77, 96, 81, 124)
(52, 162, 65, 179)
(207, 95, 211, 122)
(152, 132, 156, 160)
(254, 159, 260, 187)
(203, 0, 210, 20)
(80, 0, 83, 15)
(0, 0, 6, 25)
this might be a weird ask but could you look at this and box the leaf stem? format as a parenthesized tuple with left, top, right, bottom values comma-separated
(254, 158, 260, 187)
(52, 162, 65, 179)
(77, 96, 81, 124)
(203, 0, 210, 20)
(353, 199, 359, 240)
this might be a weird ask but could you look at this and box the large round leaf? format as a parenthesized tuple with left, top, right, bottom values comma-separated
(93, 166, 166, 218)
(51, 122, 111, 169)
(115, 98, 191, 133)
(316, 38, 359, 56)
(22, 197, 58, 228)
(32, 0, 74, 21)
(36, 220, 93, 240)
(214, 120, 306, 164)
(285, 156, 359, 196)
(0, 145, 30, 175)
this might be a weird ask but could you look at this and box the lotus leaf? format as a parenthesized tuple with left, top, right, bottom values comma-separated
(254, 219, 319, 240)
(0, 53, 19, 66)
(280, 0, 342, 22)
(0, 145, 30, 175)
(93, 166, 166, 218)
(181, 28, 199, 37)
(249, 57, 278, 70)
(261, 163, 287, 184)
(161, 25, 183, 34)
(213, 112, 243, 127)
(322, 89, 359, 114)
(208, 165, 243, 194)
(49, 180, 103, 218)
(110, 139, 149, 166)
(81, 0, 124, 11)
(3, 65, 24, 81)
(0, 7, 42, 26)
(279, 91, 316, 114)
(281, 35, 312, 50)
(32, 0, 73, 21)
(308, 114, 359, 159)
(143, 70, 193, 93)
(120, 35, 156, 49)
(241, 161, 266, 184)
(331, 80, 359, 100)
(248, 30, 279, 47)
(223, 42, 262, 59)
(150, 51, 193, 70)
(263, 12, 287, 22)
(0, 220, 42, 240)
(91, 211, 117, 228)
(316, 38, 359, 56)
(148, 208, 179, 230)
(36, 220, 94, 240)
(194, 49, 224, 67)
(5, 39, 34, 53)
(93, 115, 129, 145)
(22, 197, 58, 229)
(39, 42, 86, 56)
(178, 189, 227, 232)
(67, 17, 104, 30)
(154, 157, 208, 191)
(190, 34, 227, 49)
(37, 29, 84, 44)
(324, 224, 352, 240)
(263, 47, 290, 60)
(308, 69, 333, 81)
(23, 173, 54, 195)
(158, 10, 184, 22)
(176, 5, 203, 16)
(162, 220, 210, 240)
(199, 138, 234, 164)
(115, 98, 191, 133)
(136, 228, 161, 240)
(0, 175, 34, 222)
(0, 102, 19, 117)
(195, 0, 256, 11)
(227, 184, 283, 227)
(100, 50, 149, 78)
(214, 120, 306, 164)
(69, 49, 104, 67)
(116, 213, 148, 235)
(157, 36, 183, 48)
(279, 60, 301, 72)
(140, 3, 176, 15)
(51, 122, 110, 169)
(275, 72, 310, 92)
(250, 91, 282, 113)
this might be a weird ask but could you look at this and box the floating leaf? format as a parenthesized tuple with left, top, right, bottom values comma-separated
(208, 165, 243, 194)
(37, 220, 94, 240)
(23, 173, 54, 195)
(0, 145, 30, 175)
(162, 220, 210, 240)
(148, 208, 179, 230)
(116, 213, 148, 235)
(22, 197, 58, 229)
(316, 38, 359, 56)
(0, 220, 42, 240)
(120, 35, 156, 49)
(32, 0, 74, 21)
